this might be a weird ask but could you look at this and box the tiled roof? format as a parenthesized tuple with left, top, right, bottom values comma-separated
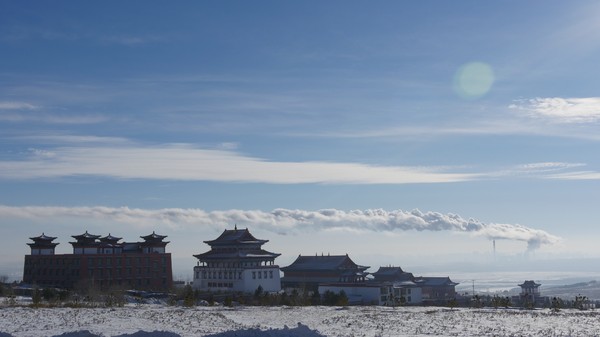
(140, 231, 168, 241)
(194, 249, 281, 260)
(281, 254, 369, 272)
(415, 276, 458, 286)
(71, 231, 101, 240)
(204, 228, 268, 246)
(519, 280, 541, 287)
(29, 233, 57, 241)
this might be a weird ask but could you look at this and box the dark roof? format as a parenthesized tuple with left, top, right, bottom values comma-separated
(100, 234, 122, 242)
(415, 276, 459, 287)
(204, 228, 268, 246)
(372, 267, 415, 282)
(194, 249, 281, 260)
(281, 254, 369, 272)
(71, 231, 101, 240)
(140, 231, 168, 241)
(27, 233, 59, 248)
(29, 233, 57, 241)
(372, 266, 404, 276)
(519, 280, 541, 287)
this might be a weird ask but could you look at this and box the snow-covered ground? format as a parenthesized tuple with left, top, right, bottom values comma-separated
(2, 304, 600, 337)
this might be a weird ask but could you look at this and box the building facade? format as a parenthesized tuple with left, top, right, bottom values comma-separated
(281, 254, 369, 291)
(23, 232, 173, 291)
(192, 227, 281, 293)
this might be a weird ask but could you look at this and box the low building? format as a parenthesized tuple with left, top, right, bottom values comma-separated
(22, 232, 173, 291)
(370, 266, 456, 304)
(192, 226, 281, 293)
(319, 283, 389, 305)
(281, 254, 369, 291)
(416, 276, 458, 302)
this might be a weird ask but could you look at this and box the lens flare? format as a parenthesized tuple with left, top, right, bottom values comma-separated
(453, 62, 494, 99)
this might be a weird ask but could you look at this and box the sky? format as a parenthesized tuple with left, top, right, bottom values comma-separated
(2, 1, 600, 283)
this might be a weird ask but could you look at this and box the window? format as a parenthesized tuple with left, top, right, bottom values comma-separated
(252, 271, 256, 279)
(269, 271, 273, 279)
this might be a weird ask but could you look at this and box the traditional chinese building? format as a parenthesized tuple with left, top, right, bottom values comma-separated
(369, 266, 458, 304)
(415, 276, 458, 302)
(23, 232, 173, 291)
(519, 280, 541, 302)
(281, 253, 369, 291)
(192, 227, 281, 293)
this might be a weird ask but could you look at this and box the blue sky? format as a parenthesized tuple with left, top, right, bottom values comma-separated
(2, 1, 600, 281)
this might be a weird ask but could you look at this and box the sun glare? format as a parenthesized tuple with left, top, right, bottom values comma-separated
(453, 62, 495, 99)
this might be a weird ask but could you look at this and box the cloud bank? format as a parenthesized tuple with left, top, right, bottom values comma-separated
(0, 205, 560, 251)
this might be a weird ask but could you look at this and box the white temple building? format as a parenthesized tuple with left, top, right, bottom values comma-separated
(192, 226, 281, 293)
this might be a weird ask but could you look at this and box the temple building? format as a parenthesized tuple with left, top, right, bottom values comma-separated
(281, 254, 369, 291)
(192, 227, 281, 293)
(23, 232, 173, 290)
(519, 280, 541, 302)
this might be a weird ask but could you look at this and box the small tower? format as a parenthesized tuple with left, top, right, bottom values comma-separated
(519, 280, 541, 303)
(140, 231, 169, 253)
(27, 233, 59, 255)
(70, 231, 101, 254)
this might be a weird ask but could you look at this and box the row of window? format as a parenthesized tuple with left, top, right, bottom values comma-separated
(25, 256, 169, 267)
(195, 270, 275, 280)
(25, 267, 168, 278)
(207, 282, 233, 288)
(32, 278, 169, 288)
(253, 270, 274, 280)
(204, 260, 274, 268)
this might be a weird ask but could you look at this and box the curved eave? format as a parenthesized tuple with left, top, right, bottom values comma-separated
(194, 251, 280, 260)
(203, 239, 268, 246)
(27, 242, 59, 247)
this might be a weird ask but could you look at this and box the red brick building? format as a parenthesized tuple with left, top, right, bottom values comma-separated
(23, 232, 173, 291)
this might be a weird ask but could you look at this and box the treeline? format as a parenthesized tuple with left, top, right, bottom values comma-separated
(176, 284, 349, 307)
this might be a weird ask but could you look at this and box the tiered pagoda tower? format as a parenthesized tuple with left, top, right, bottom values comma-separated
(27, 233, 59, 255)
(192, 226, 281, 293)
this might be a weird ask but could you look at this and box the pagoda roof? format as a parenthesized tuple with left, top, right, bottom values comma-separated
(372, 266, 405, 276)
(194, 249, 281, 260)
(519, 280, 541, 287)
(204, 228, 268, 246)
(29, 233, 57, 241)
(281, 254, 369, 272)
(99, 233, 122, 242)
(371, 266, 415, 282)
(140, 231, 168, 241)
(415, 276, 459, 287)
(71, 231, 101, 240)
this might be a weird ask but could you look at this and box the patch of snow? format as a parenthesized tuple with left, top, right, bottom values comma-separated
(1, 305, 600, 337)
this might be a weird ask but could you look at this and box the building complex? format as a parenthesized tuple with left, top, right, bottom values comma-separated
(23, 231, 173, 291)
(22, 226, 457, 306)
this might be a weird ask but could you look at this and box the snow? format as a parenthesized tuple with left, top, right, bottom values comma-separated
(2, 304, 600, 337)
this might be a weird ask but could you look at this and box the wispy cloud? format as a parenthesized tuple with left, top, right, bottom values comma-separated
(0, 143, 477, 184)
(0, 137, 589, 183)
(0, 205, 561, 251)
(510, 97, 600, 123)
(0, 101, 39, 110)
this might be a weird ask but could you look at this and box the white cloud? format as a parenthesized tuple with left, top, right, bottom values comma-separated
(0, 205, 561, 251)
(0, 143, 478, 184)
(0, 101, 38, 110)
(548, 171, 600, 180)
(510, 97, 600, 123)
